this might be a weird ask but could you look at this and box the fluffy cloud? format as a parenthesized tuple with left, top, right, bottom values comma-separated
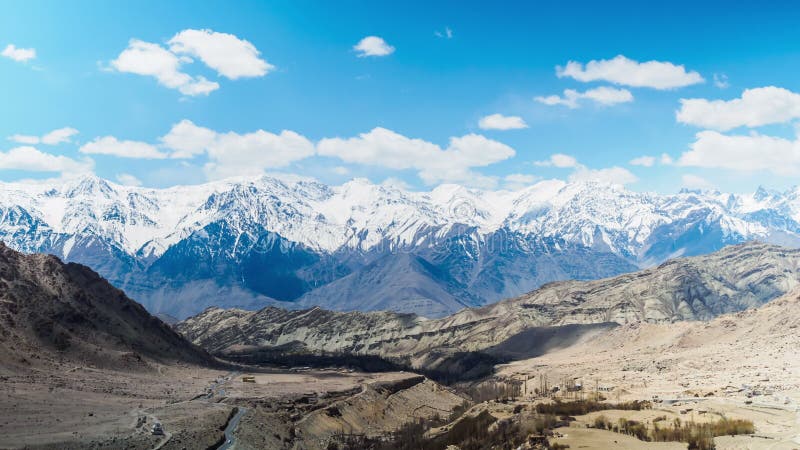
(557, 55, 703, 90)
(381, 177, 412, 190)
(478, 114, 528, 130)
(353, 36, 395, 57)
(9, 127, 78, 145)
(317, 127, 514, 187)
(533, 153, 579, 168)
(569, 166, 638, 185)
(206, 130, 315, 179)
(160, 119, 217, 158)
(1, 44, 36, 62)
(503, 173, 538, 190)
(110, 29, 271, 96)
(111, 39, 219, 96)
(168, 29, 274, 79)
(160, 120, 315, 180)
(534, 153, 637, 185)
(80, 136, 167, 159)
(681, 174, 714, 190)
(629, 155, 655, 167)
(630, 154, 674, 167)
(0, 146, 92, 174)
(116, 173, 143, 186)
(535, 86, 633, 109)
(676, 87, 800, 131)
(713, 73, 729, 89)
(677, 130, 800, 176)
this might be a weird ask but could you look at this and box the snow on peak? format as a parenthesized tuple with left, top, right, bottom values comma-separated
(0, 175, 798, 259)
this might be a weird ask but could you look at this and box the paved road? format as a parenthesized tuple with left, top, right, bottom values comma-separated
(217, 407, 248, 450)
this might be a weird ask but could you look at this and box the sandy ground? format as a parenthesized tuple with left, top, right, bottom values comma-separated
(224, 370, 466, 450)
(495, 293, 800, 449)
(0, 362, 236, 449)
(223, 369, 414, 399)
(0, 362, 465, 450)
(551, 427, 687, 449)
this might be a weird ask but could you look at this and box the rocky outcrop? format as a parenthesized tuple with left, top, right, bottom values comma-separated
(177, 242, 800, 366)
(0, 243, 213, 372)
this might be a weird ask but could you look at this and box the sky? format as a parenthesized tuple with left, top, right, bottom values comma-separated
(3, 0, 800, 193)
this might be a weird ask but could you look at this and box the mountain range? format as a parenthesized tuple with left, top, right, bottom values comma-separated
(3, 174, 800, 318)
(176, 242, 800, 372)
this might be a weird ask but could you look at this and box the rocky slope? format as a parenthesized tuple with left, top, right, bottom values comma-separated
(0, 243, 213, 373)
(499, 286, 800, 403)
(177, 242, 800, 367)
(5, 174, 800, 318)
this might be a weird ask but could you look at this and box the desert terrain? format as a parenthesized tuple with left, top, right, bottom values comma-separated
(4, 243, 800, 449)
(1, 361, 462, 450)
(497, 290, 800, 449)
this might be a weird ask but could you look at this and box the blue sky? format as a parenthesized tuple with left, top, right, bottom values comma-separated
(3, 0, 800, 193)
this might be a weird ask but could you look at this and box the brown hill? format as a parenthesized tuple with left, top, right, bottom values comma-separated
(0, 243, 213, 374)
(177, 242, 800, 368)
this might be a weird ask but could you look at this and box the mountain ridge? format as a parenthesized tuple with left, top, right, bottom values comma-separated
(176, 242, 800, 369)
(0, 243, 214, 373)
(4, 174, 800, 317)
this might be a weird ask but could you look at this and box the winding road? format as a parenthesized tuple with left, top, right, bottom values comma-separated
(217, 407, 249, 450)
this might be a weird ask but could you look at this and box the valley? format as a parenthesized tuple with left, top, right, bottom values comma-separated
(7, 4, 800, 449)
(2, 242, 799, 449)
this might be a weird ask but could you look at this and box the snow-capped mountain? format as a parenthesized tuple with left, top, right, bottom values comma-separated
(2, 174, 800, 318)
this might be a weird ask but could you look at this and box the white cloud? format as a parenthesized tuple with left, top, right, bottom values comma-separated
(116, 173, 142, 186)
(42, 127, 79, 145)
(478, 114, 528, 130)
(177, 78, 219, 96)
(0, 146, 92, 174)
(535, 153, 636, 185)
(317, 127, 514, 187)
(9, 127, 78, 145)
(204, 130, 316, 180)
(569, 166, 638, 185)
(629, 155, 656, 167)
(535, 86, 633, 109)
(681, 174, 714, 190)
(677, 130, 800, 176)
(630, 154, 674, 167)
(168, 29, 273, 79)
(381, 177, 412, 190)
(435, 27, 453, 39)
(2, 44, 36, 62)
(533, 153, 579, 168)
(159, 120, 315, 180)
(160, 119, 217, 158)
(556, 55, 703, 90)
(503, 173, 538, 190)
(80, 136, 167, 159)
(332, 166, 349, 175)
(111, 39, 219, 96)
(676, 87, 800, 131)
(353, 36, 395, 57)
(713, 73, 729, 89)
(110, 29, 270, 96)
(8, 135, 40, 145)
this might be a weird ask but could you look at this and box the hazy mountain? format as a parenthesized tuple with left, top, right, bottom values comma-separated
(176, 243, 800, 368)
(3, 174, 800, 318)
